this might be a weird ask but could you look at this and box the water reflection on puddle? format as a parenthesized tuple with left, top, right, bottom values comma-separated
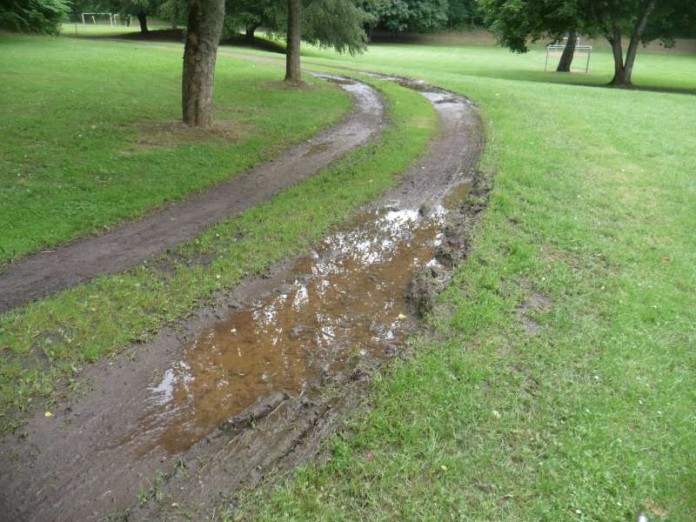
(129, 204, 454, 454)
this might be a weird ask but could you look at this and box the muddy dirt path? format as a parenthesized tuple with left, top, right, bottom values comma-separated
(0, 77, 485, 522)
(0, 77, 384, 315)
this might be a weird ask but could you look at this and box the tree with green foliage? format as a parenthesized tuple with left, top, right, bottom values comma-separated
(285, 0, 372, 82)
(0, 0, 69, 35)
(582, 0, 695, 87)
(361, 0, 483, 34)
(159, 0, 187, 28)
(96, 0, 159, 32)
(480, 0, 580, 71)
(303, 0, 372, 54)
(225, 0, 370, 83)
(480, 0, 696, 87)
(225, 0, 280, 42)
(446, 0, 482, 28)
(366, 0, 448, 33)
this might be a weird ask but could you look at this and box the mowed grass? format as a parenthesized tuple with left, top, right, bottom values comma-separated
(230, 42, 696, 520)
(0, 34, 349, 263)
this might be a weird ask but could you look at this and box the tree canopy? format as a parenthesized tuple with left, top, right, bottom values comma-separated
(225, 0, 371, 54)
(303, 0, 373, 54)
(0, 0, 70, 35)
(362, 0, 481, 33)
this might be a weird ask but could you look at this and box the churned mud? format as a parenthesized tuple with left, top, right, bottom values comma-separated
(0, 77, 486, 522)
(0, 76, 384, 314)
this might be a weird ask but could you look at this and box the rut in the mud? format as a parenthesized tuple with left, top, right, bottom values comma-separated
(0, 77, 485, 522)
(0, 77, 384, 315)
(118, 204, 456, 456)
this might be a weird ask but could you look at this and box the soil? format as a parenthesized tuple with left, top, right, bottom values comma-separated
(0, 76, 486, 522)
(0, 77, 384, 315)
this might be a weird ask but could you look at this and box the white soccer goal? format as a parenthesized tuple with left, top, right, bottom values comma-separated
(545, 36, 593, 73)
(80, 13, 117, 26)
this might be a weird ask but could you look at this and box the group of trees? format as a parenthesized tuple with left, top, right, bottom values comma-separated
(0, 0, 70, 34)
(3, 0, 695, 125)
(363, 0, 481, 33)
(480, 0, 696, 86)
(183, 0, 374, 127)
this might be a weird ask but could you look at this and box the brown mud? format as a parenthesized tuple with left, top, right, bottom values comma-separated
(0, 77, 486, 522)
(0, 76, 384, 315)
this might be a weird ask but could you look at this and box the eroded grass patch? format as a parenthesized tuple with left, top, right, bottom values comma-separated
(0, 79, 436, 432)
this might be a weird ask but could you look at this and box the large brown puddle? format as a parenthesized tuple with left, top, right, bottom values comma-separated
(127, 187, 468, 454)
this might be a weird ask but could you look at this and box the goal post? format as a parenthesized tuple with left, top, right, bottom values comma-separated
(80, 13, 116, 26)
(545, 34, 593, 73)
(545, 44, 593, 73)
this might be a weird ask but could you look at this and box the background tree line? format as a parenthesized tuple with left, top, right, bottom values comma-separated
(2, 0, 694, 124)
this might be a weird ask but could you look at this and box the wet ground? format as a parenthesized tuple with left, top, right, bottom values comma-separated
(122, 199, 461, 457)
(0, 76, 485, 522)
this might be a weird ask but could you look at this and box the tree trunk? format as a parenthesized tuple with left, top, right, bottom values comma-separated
(607, 25, 628, 86)
(556, 31, 577, 72)
(182, 0, 225, 128)
(137, 10, 149, 34)
(285, 0, 302, 83)
(245, 23, 260, 43)
(608, 0, 656, 88)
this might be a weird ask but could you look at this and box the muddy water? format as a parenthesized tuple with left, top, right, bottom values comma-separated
(129, 196, 467, 454)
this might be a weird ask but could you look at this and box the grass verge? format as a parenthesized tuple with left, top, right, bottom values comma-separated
(229, 46, 696, 521)
(0, 34, 349, 263)
(0, 78, 436, 432)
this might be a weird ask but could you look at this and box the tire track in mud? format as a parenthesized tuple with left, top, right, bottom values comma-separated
(0, 76, 486, 522)
(0, 77, 385, 315)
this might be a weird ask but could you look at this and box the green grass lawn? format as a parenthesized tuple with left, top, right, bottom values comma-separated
(60, 22, 166, 37)
(0, 33, 349, 263)
(308, 42, 696, 93)
(1, 31, 695, 520)
(229, 40, 696, 521)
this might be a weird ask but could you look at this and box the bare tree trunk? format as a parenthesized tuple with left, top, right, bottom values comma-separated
(285, 0, 302, 83)
(556, 31, 577, 72)
(182, 0, 225, 128)
(137, 10, 149, 34)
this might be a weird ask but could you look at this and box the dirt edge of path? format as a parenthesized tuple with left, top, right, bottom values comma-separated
(0, 78, 487, 522)
(144, 172, 492, 522)
(0, 76, 385, 315)
(135, 81, 489, 521)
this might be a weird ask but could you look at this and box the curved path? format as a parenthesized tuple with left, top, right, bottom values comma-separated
(0, 77, 384, 315)
(0, 76, 484, 522)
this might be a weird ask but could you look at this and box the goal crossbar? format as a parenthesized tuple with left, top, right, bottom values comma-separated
(81, 13, 117, 26)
